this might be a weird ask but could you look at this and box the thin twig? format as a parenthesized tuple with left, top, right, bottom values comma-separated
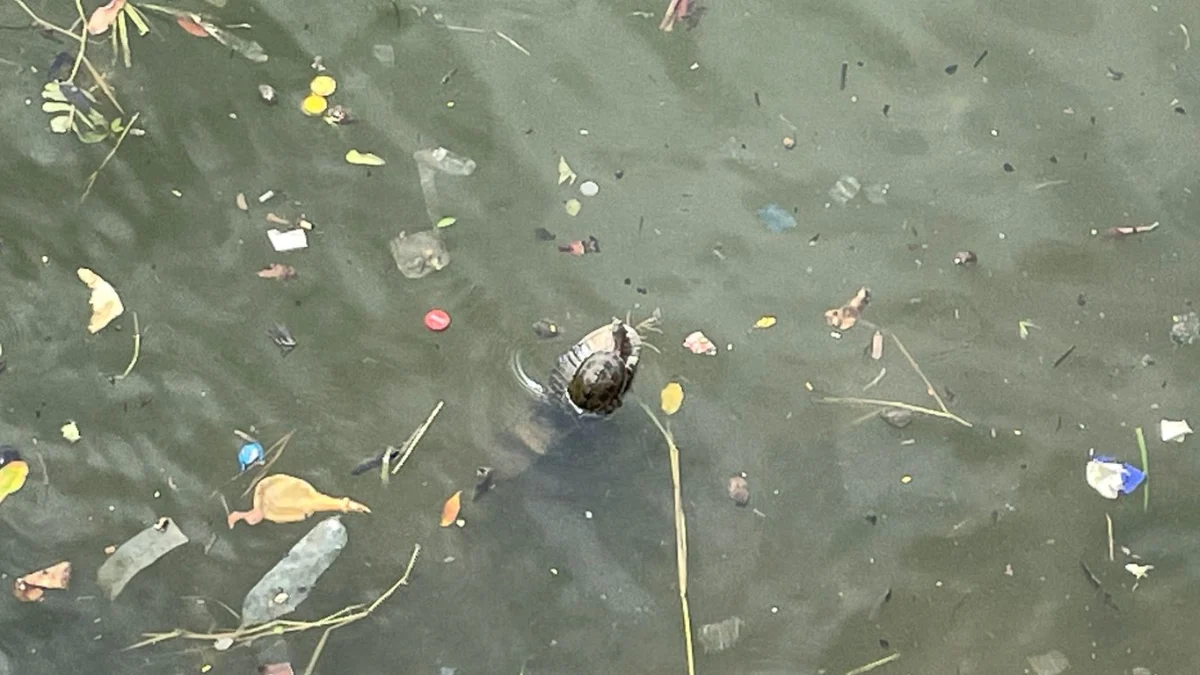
(639, 402, 695, 675)
(302, 626, 334, 675)
(817, 396, 973, 428)
(1105, 513, 1114, 562)
(1135, 426, 1148, 512)
(845, 651, 900, 675)
(112, 312, 140, 380)
(241, 430, 296, 498)
(69, 0, 86, 81)
(494, 30, 529, 55)
(888, 333, 948, 414)
(391, 400, 444, 475)
(127, 543, 421, 651)
(81, 111, 139, 202)
(7, 0, 123, 111)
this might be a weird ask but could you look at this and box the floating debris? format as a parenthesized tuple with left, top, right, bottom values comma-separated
(97, 517, 189, 599)
(879, 407, 913, 428)
(240, 517, 347, 627)
(828, 175, 861, 205)
(1085, 456, 1145, 499)
(824, 287, 870, 331)
(698, 616, 744, 653)
(683, 330, 717, 356)
(472, 466, 495, 501)
(952, 250, 977, 265)
(1169, 311, 1200, 346)
(1026, 649, 1069, 675)
(1160, 419, 1192, 443)
(756, 203, 796, 233)
(727, 474, 750, 506)
(13, 561, 71, 603)
(258, 84, 277, 104)
(267, 324, 297, 355)
(579, 180, 599, 197)
(267, 228, 308, 252)
(532, 319, 561, 338)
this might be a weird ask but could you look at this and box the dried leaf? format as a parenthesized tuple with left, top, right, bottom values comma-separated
(824, 287, 870, 331)
(753, 316, 776, 329)
(17, 561, 71, 594)
(61, 421, 81, 443)
(660, 382, 684, 415)
(564, 198, 582, 216)
(256, 264, 297, 280)
(175, 14, 210, 37)
(76, 267, 125, 333)
(439, 489, 462, 527)
(86, 0, 126, 35)
(13, 562, 71, 603)
(557, 156, 577, 185)
(345, 149, 386, 166)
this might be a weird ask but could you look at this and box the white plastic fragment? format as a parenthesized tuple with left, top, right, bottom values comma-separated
(579, 180, 599, 197)
(267, 228, 308, 252)
(1026, 649, 1069, 675)
(1160, 418, 1192, 443)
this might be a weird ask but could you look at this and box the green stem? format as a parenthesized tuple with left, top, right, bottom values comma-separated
(1135, 426, 1148, 512)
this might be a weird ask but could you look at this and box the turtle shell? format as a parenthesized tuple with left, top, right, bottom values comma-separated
(546, 320, 642, 418)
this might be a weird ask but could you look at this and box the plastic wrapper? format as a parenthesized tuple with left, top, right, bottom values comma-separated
(240, 516, 347, 627)
(414, 147, 476, 225)
(97, 517, 189, 599)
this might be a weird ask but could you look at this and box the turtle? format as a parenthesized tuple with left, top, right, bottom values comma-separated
(480, 318, 646, 481)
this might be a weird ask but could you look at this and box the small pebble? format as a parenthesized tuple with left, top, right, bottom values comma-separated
(579, 180, 599, 197)
(727, 474, 750, 506)
(424, 309, 451, 332)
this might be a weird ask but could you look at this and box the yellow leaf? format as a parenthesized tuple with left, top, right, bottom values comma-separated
(76, 267, 124, 333)
(61, 421, 81, 443)
(564, 198, 582, 216)
(660, 382, 684, 415)
(557, 156, 577, 185)
(346, 149, 386, 166)
(440, 490, 463, 527)
(754, 315, 777, 329)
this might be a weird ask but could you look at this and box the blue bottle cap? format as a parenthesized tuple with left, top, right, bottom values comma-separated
(238, 441, 265, 471)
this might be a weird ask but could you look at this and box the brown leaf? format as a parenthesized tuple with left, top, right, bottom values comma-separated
(86, 0, 126, 35)
(77, 267, 124, 334)
(13, 561, 71, 602)
(256, 264, 297, 280)
(439, 490, 462, 527)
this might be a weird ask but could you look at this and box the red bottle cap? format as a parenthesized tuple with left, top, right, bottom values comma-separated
(424, 308, 451, 332)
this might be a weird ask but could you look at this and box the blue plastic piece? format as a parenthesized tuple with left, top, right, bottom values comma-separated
(756, 204, 797, 233)
(238, 441, 265, 472)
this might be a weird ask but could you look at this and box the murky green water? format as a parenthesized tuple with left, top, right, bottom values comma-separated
(2, 0, 1200, 673)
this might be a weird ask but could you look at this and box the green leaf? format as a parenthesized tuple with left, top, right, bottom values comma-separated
(49, 115, 73, 134)
(75, 126, 109, 144)
(110, 117, 125, 134)
(41, 101, 74, 114)
(42, 81, 67, 102)
(435, 216, 457, 229)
